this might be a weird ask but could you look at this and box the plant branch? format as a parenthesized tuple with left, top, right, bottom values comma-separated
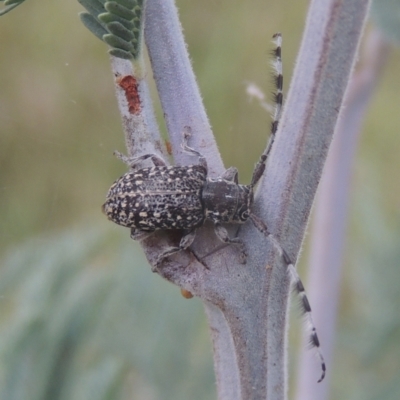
(144, 0, 222, 172)
(114, 0, 370, 398)
(294, 28, 391, 400)
(251, 1, 370, 395)
(140, 0, 372, 398)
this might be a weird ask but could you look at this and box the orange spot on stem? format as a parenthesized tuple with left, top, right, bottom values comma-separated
(117, 75, 141, 114)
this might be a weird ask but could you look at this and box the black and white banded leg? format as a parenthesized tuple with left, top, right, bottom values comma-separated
(288, 263, 326, 382)
(250, 33, 284, 189)
(249, 214, 326, 383)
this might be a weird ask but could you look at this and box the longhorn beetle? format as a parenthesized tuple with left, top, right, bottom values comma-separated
(102, 34, 326, 382)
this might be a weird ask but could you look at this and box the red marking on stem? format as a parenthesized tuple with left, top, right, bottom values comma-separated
(117, 75, 141, 114)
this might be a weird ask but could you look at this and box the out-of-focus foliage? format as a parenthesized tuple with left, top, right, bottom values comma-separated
(335, 177, 400, 400)
(371, 0, 400, 44)
(0, 227, 215, 400)
(0, 0, 27, 17)
(1, 0, 400, 399)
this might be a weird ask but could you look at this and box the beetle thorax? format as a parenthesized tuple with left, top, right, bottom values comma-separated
(202, 178, 253, 224)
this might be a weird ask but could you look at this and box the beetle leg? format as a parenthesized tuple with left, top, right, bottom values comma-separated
(249, 213, 326, 382)
(130, 228, 153, 241)
(155, 229, 197, 268)
(181, 126, 208, 171)
(250, 34, 283, 188)
(214, 223, 247, 264)
(114, 151, 167, 168)
(220, 167, 239, 183)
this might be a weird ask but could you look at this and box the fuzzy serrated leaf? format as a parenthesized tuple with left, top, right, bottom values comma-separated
(108, 48, 133, 59)
(107, 21, 135, 42)
(105, 1, 135, 20)
(103, 33, 134, 52)
(116, 0, 136, 9)
(80, 12, 108, 42)
(132, 4, 143, 15)
(99, 12, 134, 30)
(78, 0, 106, 17)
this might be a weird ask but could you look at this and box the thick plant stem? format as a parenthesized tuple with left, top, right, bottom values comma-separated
(109, 57, 165, 159)
(144, 0, 222, 172)
(139, 0, 371, 399)
(294, 29, 391, 400)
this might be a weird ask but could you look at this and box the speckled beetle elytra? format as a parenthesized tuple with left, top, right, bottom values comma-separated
(102, 34, 326, 382)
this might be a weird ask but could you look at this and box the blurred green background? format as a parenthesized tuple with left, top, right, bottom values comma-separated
(1, 0, 400, 399)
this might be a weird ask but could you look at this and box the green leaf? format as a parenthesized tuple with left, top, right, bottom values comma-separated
(103, 33, 134, 52)
(99, 12, 134, 30)
(116, 0, 136, 8)
(106, 21, 135, 42)
(108, 48, 133, 59)
(79, 0, 146, 60)
(105, 1, 135, 20)
(80, 12, 108, 42)
(78, 0, 106, 17)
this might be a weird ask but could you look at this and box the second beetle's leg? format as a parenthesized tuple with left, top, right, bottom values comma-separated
(214, 223, 247, 264)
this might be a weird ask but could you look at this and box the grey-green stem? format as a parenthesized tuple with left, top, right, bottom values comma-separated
(114, 0, 374, 398)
